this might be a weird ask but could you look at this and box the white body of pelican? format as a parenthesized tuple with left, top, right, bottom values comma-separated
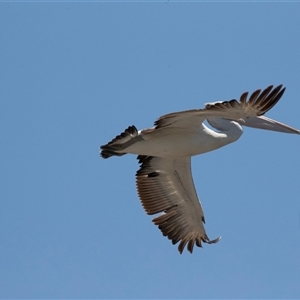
(100, 85, 299, 254)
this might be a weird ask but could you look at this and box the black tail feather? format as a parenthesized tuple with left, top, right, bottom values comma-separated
(100, 125, 138, 159)
(100, 149, 126, 159)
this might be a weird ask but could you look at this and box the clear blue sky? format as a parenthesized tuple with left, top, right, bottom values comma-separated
(1, 2, 300, 299)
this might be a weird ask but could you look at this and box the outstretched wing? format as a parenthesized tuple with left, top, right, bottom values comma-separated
(136, 155, 220, 254)
(154, 85, 286, 129)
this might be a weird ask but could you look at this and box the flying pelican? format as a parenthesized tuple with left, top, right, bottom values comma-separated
(100, 85, 299, 254)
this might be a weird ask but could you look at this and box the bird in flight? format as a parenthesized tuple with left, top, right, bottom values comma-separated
(100, 85, 299, 254)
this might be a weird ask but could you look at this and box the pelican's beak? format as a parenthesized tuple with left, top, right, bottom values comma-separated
(238, 116, 300, 134)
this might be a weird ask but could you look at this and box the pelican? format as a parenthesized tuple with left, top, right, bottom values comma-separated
(100, 85, 299, 254)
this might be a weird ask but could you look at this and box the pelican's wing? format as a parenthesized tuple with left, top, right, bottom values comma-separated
(154, 85, 298, 132)
(136, 155, 220, 254)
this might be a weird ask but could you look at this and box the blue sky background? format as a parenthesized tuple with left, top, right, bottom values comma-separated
(1, 2, 300, 299)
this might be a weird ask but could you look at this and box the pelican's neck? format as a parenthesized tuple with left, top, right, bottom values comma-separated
(205, 118, 243, 146)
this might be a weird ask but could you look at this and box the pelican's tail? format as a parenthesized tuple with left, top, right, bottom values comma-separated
(100, 125, 139, 159)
